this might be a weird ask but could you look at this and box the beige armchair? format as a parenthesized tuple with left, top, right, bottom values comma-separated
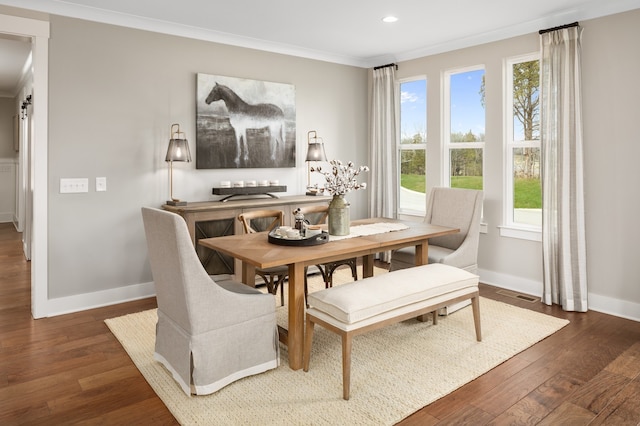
(390, 187, 482, 314)
(390, 187, 483, 274)
(141, 207, 279, 396)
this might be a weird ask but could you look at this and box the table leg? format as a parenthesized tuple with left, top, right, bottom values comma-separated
(416, 241, 430, 322)
(241, 262, 256, 287)
(415, 241, 429, 266)
(287, 262, 306, 370)
(362, 254, 374, 278)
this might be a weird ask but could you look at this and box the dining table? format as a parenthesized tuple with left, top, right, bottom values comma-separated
(199, 217, 459, 370)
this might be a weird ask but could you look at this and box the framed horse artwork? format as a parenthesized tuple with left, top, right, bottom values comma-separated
(196, 74, 296, 169)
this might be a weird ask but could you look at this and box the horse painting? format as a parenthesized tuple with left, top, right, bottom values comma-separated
(205, 83, 285, 166)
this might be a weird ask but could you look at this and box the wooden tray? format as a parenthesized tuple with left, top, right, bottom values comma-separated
(268, 230, 329, 246)
(212, 185, 287, 202)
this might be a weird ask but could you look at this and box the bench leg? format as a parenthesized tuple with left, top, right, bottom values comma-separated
(342, 333, 352, 400)
(471, 296, 482, 341)
(417, 311, 437, 324)
(303, 316, 315, 372)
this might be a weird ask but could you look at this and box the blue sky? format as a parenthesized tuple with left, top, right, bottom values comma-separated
(400, 69, 485, 140)
(400, 79, 427, 140)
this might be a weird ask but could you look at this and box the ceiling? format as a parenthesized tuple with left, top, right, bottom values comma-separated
(1, 0, 639, 95)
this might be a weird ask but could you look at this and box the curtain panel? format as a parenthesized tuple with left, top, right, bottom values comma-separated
(540, 26, 588, 312)
(369, 66, 398, 262)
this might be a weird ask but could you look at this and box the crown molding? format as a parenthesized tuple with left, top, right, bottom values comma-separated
(2, 0, 639, 69)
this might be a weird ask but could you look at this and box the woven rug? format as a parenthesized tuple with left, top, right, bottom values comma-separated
(106, 268, 569, 425)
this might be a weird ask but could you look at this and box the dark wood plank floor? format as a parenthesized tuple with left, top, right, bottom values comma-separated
(1, 223, 639, 425)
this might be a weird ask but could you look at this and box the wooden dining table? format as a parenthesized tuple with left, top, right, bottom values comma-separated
(199, 217, 459, 370)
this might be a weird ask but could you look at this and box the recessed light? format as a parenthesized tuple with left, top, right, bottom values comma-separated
(382, 16, 398, 23)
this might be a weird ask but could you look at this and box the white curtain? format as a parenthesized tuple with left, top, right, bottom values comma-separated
(540, 26, 588, 311)
(369, 66, 397, 262)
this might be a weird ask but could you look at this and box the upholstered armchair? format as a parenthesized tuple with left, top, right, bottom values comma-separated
(141, 207, 279, 396)
(390, 187, 483, 273)
(389, 187, 482, 314)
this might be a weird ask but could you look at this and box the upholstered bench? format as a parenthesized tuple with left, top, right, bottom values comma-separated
(303, 263, 481, 400)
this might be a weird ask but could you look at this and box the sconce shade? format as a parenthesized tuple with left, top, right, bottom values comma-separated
(305, 141, 327, 162)
(165, 137, 192, 162)
(305, 130, 327, 195)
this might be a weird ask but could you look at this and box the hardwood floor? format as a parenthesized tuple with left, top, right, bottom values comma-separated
(1, 222, 639, 425)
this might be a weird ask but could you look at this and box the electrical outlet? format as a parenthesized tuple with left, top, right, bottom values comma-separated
(480, 222, 488, 234)
(96, 177, 107, 192)
(60, 178, 89, 193)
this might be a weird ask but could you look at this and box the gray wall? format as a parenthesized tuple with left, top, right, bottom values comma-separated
(0, 97, 16, 224)
(0, 97, 15, 158)
(581, 10, 640, 311)
(47, 16, 368, 299)
(396, 9, 640, 318)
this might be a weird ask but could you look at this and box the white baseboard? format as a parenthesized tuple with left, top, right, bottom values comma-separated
(13, 214, 22, 232)
(478, 268, 542, 298)
(478, 268, 640, 322)
(587, 292, 640, 323)
(44, 281, 156, 317)
(0, 212, 13, 223)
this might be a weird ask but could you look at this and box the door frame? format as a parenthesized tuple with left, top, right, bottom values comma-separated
(0, 13, 50, 318)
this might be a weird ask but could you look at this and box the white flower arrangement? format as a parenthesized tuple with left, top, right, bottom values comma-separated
(311, 160, 369, 196)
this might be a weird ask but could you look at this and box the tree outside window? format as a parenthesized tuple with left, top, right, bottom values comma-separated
(445, 67, 485, 190)
(506, 56, 541, 230)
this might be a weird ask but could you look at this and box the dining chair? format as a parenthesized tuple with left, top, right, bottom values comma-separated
(297, 204, 358, 288)
(389, 187, 483, 313)
(141, 207, 279, 395)
(237, 209, 290, 306)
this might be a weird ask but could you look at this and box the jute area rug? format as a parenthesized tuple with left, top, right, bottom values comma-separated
(106, 268, 569, 425)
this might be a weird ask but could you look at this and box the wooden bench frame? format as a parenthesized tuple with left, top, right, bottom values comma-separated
(303, 290, 482, 400)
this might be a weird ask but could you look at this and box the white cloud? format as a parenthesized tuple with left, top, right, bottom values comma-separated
(401, 91, 419, 103)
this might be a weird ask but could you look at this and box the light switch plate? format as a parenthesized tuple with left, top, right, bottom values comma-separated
(60, 178, 89, 193)
(96, 177, 107, 192)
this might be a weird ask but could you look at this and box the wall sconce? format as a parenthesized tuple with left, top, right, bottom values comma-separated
(305, 130, 327, 196)
(21, 94, 32, 120)
(165, 123, 192, 206)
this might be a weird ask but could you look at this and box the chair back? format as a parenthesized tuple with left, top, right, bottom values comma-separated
(238, 209, 284, 234)
(141, 207, 222, 332)
(424, 187, 483, 251)
(297, 204, 329, 225)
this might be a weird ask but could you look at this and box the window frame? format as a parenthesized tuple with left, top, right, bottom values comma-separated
(500, 53, 542, 242)
(442, 65, 486, 189)
(397, 76, 427, 217)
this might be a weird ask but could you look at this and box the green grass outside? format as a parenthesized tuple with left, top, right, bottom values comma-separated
(513, 177, 542, 208)
(400, 174, 426, 194)
(401, 175, 541, 209)
(450, 176, 483, 190)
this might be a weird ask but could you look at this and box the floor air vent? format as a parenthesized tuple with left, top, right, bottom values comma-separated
(496, 289, 539, 303)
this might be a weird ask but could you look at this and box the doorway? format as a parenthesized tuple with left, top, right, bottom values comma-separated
(0, 34, 29, 236)
(0, 13, 49, 318)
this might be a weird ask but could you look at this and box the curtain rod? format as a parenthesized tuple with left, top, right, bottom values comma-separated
(373, 63, 398, 70)
(539, 21, 579, 34)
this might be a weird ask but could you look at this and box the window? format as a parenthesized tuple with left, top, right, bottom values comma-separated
(503, 54, 541, 239)
(444, 66, 485, 190)
(398, 78, 427, 215)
